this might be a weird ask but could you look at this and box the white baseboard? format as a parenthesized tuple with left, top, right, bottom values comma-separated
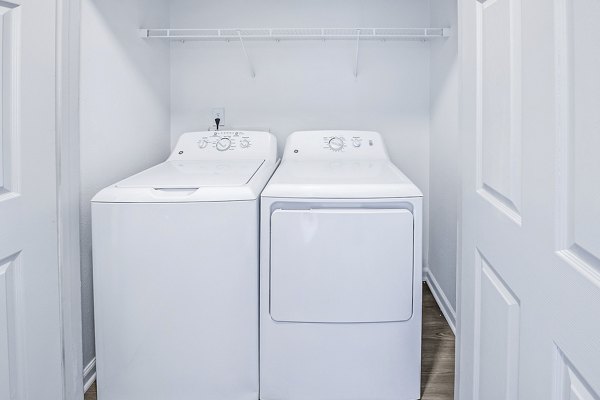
(83, 357, 96, 392)
(423, 267, 457, 334)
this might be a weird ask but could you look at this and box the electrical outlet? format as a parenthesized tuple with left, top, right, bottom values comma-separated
(212, 108, 225, 126)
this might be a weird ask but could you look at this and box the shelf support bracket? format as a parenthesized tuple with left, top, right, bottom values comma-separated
(354, 29, 361, 78)
(238, 31, 256, 78)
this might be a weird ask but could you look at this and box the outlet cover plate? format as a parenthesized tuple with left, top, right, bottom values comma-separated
(212, 108, 225, 125)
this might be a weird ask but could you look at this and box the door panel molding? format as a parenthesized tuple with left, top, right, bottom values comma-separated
(473, 250, 520, 400)
(0, 2, 21, 198)
(0, 252, 23, 399)
(555, 0, 600, 279)
(475, 0, 523, 225)
(553, 345, 600, 400)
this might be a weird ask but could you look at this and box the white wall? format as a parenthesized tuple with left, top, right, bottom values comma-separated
(427, 0, 459, 330)
(79, 0, 171, 381)
(169, 0, 432, 265)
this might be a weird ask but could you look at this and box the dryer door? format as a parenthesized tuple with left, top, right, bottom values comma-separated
(270, 208, 414, 323)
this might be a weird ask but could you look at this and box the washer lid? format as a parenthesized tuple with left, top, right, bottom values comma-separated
(116, 160, 265, 189)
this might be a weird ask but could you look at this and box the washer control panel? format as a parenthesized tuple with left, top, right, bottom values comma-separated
(284, 131, 387, 160)
(326, 136, 345, 152)
(168, 131, 277, 161)
(322, 135, 374, 153)
(195, 131, 255, 152)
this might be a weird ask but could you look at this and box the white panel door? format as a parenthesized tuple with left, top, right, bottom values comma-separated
(459, 0, 600, 398)
(0, 0, 63, 399)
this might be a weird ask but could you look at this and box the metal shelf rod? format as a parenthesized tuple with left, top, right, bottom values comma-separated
(139, 27, 451, 41)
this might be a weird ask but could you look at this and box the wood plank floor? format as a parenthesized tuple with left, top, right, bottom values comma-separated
(420, 283, 456, 399)
(85, 283, 454, 400)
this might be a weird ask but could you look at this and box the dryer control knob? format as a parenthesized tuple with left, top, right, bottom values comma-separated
(240, 138, 250, 148)
(216, 137, 232, 151)
(328, 137, 344, 151)
(198, 139, 208, 149)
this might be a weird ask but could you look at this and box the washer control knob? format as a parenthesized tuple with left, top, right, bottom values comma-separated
(328, 137, 344, 151)
(240, 138, 250, 148)
(352, 139, 361, 148)
(216, 137, 232, 151)
(198, 139, 208, 149)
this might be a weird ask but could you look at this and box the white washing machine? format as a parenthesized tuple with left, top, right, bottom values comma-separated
(92, 131, 277, 400)
(260, 130, 423, 400)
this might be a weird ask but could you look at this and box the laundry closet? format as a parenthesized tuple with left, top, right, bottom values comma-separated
(78, 0, 459, 397)
(2, 0, 599, 398)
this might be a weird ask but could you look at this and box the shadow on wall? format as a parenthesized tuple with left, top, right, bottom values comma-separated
(79, 0, 171, 378)
(85, 0, 171, 101)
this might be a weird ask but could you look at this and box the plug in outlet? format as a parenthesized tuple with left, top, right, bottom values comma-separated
(212, 108, 225, 130)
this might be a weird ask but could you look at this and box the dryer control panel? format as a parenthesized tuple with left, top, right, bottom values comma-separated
(283, 130, 389, 161)
(168, 131, 277, 162)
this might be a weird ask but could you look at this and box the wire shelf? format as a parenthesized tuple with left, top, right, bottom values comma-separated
(140, 27, 452, 78)
(139, 27, 451, 41)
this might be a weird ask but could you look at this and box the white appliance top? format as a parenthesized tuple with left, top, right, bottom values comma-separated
(116, 160, 265, 189)
(262, 130, 422, 199)
(93, 131, 277, 203)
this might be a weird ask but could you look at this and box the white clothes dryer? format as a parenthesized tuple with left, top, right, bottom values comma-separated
(92, 131, 277, 400)
(260, 131, 423, 400)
